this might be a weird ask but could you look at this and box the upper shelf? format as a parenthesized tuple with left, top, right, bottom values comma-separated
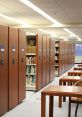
(26, 53, 36, 56)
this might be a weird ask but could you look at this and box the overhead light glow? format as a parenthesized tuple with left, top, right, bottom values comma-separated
(63, 28, 76, 36)
(0, 13, 31, 27)
(26, 32, 36, 35)
(64, 38, 68, 41)
(69, 34, 77, 37)
(64, 28, 82, 41)
(20, 0, 63, 26)
(76, 37, 81, 41)
(38, 29, 57, 37)
(51, 34, 58, 37)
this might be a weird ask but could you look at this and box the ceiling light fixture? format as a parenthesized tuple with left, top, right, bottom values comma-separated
(64, 28, 82, 41)
(63, 28, 76, 36)
(19, 0, 63, 26)
(76, 37, 81, 41)
(0, 13, 31, 27)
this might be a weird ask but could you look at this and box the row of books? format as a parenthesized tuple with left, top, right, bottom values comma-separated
(26, 76, 36, 85)
(55, 67, 58, 71)
(27, 38, 36, 46)
(55, 43, 59, 47)
(55, 56, 58, 60)
(26, 66, 36, 74)
(55, 48, 59, 53)
(27, 46, 36, 53)
(26, 57, 36, 64)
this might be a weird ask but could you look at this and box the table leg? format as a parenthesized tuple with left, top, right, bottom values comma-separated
(59, 80, 62, 85)
(68, 97, 71, 117)
(41, 92, 46, 117)
(59, 80, 62, 108)
(63, 82, 66, 102)
(49, 96, 54, 117)
(59, 96, 62, 108)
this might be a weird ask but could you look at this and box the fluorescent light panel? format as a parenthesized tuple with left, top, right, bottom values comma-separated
(19, 0, 62, 26)
(63, 28, 82, 41)
(76, 37, 82, 41)
(0, 13, 31, 27)
(64, 28, 76, 36)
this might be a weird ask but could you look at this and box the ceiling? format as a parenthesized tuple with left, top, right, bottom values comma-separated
(0, 0, 82, 43)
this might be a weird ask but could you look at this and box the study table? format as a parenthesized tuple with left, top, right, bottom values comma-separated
(59, 76, 82, 107)
(68, 70, 82, 76)
(59, 76, 81, 86)
(74, 67, 82, 70)
(41, 85, 82, 117)
(78, 64, 82, 67)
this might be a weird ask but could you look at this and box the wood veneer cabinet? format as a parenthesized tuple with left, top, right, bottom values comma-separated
(18, 30, 26, 103)
(0, 25, 8, 116)
(26, 35, 36, 90)
(42, 36, 46, 87)
(36, 34, 43, 90)
(55, 41, 75, 76)
(49, 38, 55, 82)
(46, 36, 50, 85)
(26, 34, 43, 91)
(9, 27, 19, 109)
(26, 35, 55, 91)
(0, 26, 26, 115)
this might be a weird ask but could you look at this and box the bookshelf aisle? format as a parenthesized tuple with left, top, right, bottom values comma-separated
(54, 40, 75, 77)
(55, 41, 59, 76)
(26, 35, 55, 91)
(26, 36, 36, 90)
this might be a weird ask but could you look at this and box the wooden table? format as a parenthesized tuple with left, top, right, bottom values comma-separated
(59, 76, 81, 107)
(41, 85, 82, 117)
(59, 76, 81, 85)
(68, 71, 82, 76)
(78, 64, 82, 67)
(74, 67, 82, 70)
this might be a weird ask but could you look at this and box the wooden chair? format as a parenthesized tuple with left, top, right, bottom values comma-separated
(68, 80, 82, 117)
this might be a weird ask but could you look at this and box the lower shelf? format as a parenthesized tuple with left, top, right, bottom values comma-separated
(55, 71, 58, 76)
(26, 84, 36, 91)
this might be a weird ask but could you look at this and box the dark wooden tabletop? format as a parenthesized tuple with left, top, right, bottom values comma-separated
(42, 85, 82, 97)
(74, 67, 82, 70)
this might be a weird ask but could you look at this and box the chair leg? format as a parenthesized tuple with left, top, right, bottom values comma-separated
(75, 103, 79, 117)
(68, 97, 71, 117)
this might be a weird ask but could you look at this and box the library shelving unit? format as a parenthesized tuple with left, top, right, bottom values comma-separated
(26, 35, 37, 91)
(55, 40, 75, 76)
(0, 26, 26, 116)
(26, 34, 46, 91)
(26, 35, 55, 91)
(49, 38, 55, 81)
(54, 41, 60, 76)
